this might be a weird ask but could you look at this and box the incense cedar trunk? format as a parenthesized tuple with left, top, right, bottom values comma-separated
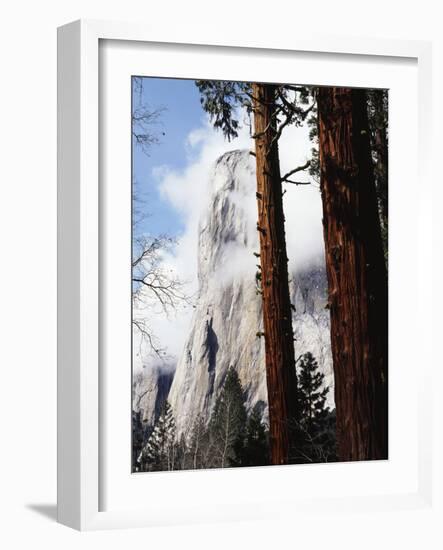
(252, 83, 298, 465)
(317, 87, 388, 461)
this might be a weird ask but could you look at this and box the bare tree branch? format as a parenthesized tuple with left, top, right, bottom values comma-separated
(281, 160, 311, 183)
(132, 76, 166, 155)
(132, 235, 194, 357)
(132, 318, 166, 359)
(132, 106, 166, 155)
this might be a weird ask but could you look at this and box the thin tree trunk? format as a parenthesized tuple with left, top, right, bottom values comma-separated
(317, 87, 388, 461)
(252, 83, 298, 465)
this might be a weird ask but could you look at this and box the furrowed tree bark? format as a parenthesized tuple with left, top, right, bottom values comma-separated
(252, 83, 298, 465)
(317, 87, 388, 461)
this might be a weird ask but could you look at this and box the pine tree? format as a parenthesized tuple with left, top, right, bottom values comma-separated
(132, 410, 145, 472)
(292, 352, 336, 463)
(208, 367, 247, 468)
(297, 352, 329, 430)
(239, 403, 269, 467)
(137, 400, 176, 471)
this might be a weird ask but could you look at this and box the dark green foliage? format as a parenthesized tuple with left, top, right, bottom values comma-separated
(195, 80, 317, 145)
(195, 80, 252, 141)
(238, 402, 269, 467)
(137, 400, 176, 471)
(203, 374, 270, 468)
(133, 369, 269, 471)
(312, 409, 337, 461)
(298, 352, 329, 427)
(132, 358, 337, 470)
(301, 87, 321, 182)
(308, 146, 320, 181)
(291, 352, 337, 463)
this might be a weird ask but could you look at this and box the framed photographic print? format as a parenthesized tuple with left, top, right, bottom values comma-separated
(57, 19, 433, 530)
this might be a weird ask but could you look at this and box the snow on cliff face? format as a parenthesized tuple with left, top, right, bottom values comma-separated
(163, 150, 334, 434)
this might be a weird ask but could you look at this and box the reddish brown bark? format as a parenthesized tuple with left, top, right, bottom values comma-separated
(317, 87, 388, 461)
(252, 83, 298, 465)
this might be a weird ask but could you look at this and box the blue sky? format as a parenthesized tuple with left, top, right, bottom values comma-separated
(132, 77, 205, 238)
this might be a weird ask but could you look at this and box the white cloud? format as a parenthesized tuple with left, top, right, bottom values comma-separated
(278, 123, 326, 271)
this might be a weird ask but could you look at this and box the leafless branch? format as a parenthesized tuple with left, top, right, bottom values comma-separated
(281, 160, 311, 183)
(132, 235, 194, 356)
(132, 318, 166, 359)
(132, 77, 166, 156)
(132, 106, 166, 155)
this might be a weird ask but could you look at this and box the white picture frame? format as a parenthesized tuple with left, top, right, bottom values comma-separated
(57, 19, 433, 531)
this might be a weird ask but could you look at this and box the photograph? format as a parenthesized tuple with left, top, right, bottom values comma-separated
(131, 77, 388, 473)
(2, 0, 438, 542)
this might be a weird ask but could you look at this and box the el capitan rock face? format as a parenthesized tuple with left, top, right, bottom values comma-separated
(134, 150, 334, 433)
